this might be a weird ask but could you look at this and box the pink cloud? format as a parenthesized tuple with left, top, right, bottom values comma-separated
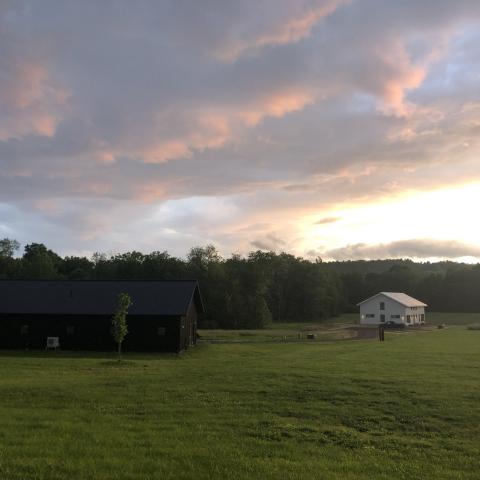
(240, 89, 315, 126)
(217, 0, 349, 61)
(139, 112, 231, 164)
(375, 43, 428, 116)
(0, 59, 68, 140)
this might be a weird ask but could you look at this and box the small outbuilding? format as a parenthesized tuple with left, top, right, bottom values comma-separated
(0, 280, 204, 352)
(357, 292, 427, 326)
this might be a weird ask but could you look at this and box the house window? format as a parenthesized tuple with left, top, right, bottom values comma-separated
(380, 314, 386, 322)
(20, 325, 29, 335)
(420, 314, 425, 322)
(391, 315, 400, 319)
(157, 327, 166, 336)
(365, 314, 375, 318)
(66, 325, 75, 335)
(380, 302, 385, 310)
(406, 315, 411, 324)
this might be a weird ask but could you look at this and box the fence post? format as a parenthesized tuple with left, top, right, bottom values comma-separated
(378, 325, 385, 342)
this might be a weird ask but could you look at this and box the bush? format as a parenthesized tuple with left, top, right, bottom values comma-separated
(467, 324, 480, 330)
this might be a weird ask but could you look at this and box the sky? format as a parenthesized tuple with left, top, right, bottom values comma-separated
(1, 0, 480, 261)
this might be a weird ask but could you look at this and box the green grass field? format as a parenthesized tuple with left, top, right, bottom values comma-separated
(198, 312, 480, 343)
(0, 325, 479, 479)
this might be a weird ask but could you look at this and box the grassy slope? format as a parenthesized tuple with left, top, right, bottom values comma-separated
(0, 328, 479, 479)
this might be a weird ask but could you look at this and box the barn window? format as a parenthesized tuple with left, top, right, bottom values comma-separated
(157, 327, 166, 336)
(66, 325, 75, 335)
(20, 325, 29, 335)
(380, 302, 385, 310)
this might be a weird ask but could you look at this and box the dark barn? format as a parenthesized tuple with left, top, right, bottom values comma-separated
(0, 280, 204, 352)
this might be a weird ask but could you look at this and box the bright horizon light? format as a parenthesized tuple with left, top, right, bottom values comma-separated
(300, 182, 480, 261)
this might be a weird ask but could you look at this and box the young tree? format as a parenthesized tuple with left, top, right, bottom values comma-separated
(111, 293, 132, 360)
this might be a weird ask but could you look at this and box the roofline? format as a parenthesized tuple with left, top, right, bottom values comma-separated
(185, 283, 205, 315)
(357, 292, 427, 307)
(0, 279, 205, 316)
(357, 292, 382, 306)
(0, 279, 200, 283)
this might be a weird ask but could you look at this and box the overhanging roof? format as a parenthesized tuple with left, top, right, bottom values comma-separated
(357, 292, 427, 308)
(0, 280, 204, 316)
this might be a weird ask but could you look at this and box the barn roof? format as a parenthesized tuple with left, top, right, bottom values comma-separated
(0, 280, 204, 316)
(357, 292, 427, 307)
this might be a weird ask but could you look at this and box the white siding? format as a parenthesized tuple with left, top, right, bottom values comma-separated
(404, 306, 426, 325)
(359, 294, 426, 325)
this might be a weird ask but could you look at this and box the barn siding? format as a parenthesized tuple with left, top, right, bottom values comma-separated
(179, 301, 198, 351)
(0, 280, 204, 352)
(0, 313, 188, 352)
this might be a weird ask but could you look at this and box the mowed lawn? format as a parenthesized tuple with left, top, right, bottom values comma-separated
(0, 327, 479, 479)
(198, 312, 480, 342)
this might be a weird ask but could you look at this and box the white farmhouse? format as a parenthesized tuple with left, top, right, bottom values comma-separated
(357, 292, 427, 326)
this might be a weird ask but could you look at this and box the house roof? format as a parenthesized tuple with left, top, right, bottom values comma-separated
(0, 280, 204, 316)
(357, 292, 427, 307)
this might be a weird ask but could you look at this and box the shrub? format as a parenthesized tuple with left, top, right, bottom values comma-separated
(467, 324, 480, 330)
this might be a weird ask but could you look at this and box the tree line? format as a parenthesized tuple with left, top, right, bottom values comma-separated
(1, 238, 480, 328)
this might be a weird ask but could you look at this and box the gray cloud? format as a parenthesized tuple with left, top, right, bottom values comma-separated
(315, 216, 341, 225)
(251, 233, 287, 252)
(325, 239, 480, 261)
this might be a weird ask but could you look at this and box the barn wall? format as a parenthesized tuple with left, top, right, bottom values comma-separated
(179, 302, 198, 350)
(188, 302, 198, 346)
(0, 314, 182, 352)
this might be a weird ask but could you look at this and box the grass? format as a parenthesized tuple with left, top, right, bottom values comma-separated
(198, 312, 475, 343)
(198, 320, 356, 342)
(0, 326, 479, 479)
(425, 312, 480, 325)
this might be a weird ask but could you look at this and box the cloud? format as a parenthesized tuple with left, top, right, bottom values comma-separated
(325, 239, 480, 261)
(315, 216, 341, 225)
(212, 0, 348, 61)
(1, 1, 480, 256)
(0, 58, 67, 140)
(251, 233, 287, 251)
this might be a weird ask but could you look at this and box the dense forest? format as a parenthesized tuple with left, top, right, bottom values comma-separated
(1, 238, 480, 328)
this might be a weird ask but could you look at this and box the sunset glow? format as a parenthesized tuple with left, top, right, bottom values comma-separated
(301, 183, 480, 261)
(1, 1, 480, 261)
